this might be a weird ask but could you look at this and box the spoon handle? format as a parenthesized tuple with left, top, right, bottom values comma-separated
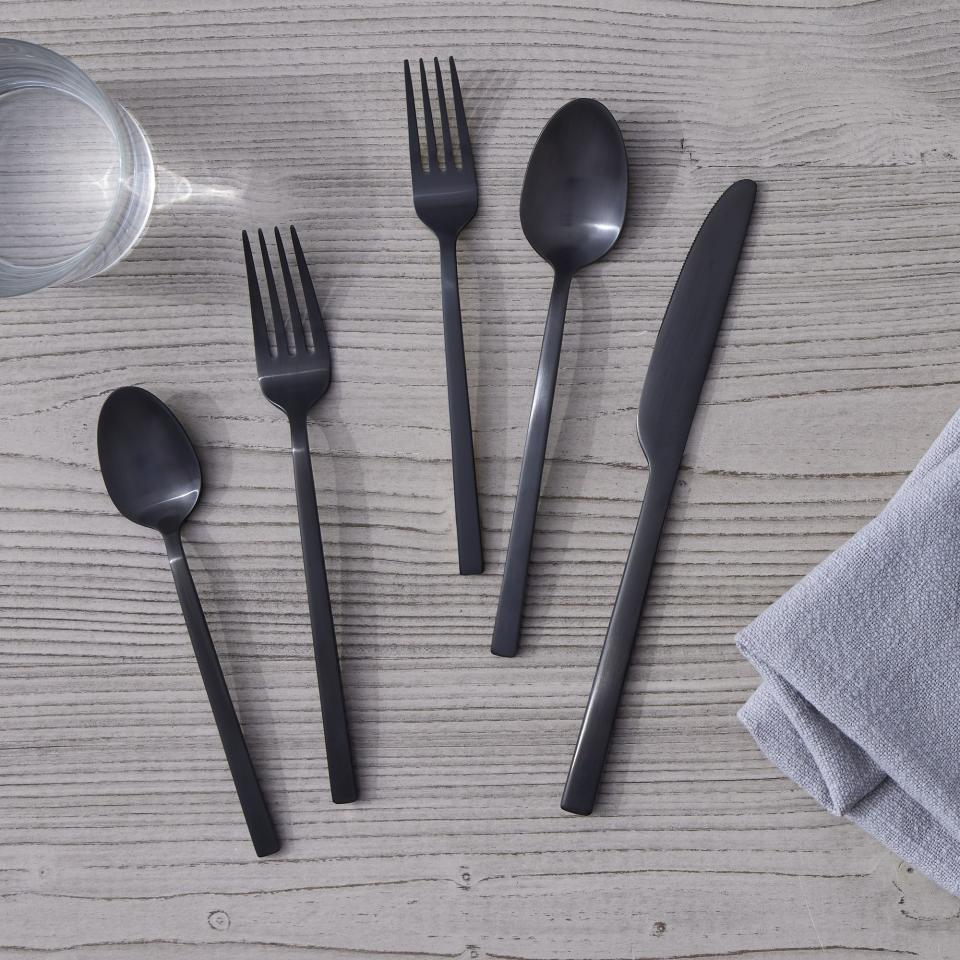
(492, 271, 572, 657)
(163, 532, 280, 857)
(288, 415, 357, 804)
(439, 236, 483, 575)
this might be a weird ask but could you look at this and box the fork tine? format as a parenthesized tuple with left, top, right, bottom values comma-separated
(433, 57, 455, 169)
(242, 231, 271, 362)
(258, 228, 289, 355)
(449, 56, 473, 169)
(418, 58, 438, 170)
(274, 227, 307, 356)
(403, 59, 422, 178)
(290, 226, 329, 358)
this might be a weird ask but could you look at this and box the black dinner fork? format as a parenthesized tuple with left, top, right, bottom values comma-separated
(405, 56, 483, 575)
(242, 226, 356, 804)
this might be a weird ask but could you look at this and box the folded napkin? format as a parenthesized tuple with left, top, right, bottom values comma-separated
(737, 409, 960, 896)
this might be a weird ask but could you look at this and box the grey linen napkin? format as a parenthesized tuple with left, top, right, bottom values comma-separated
(737, 409, 960, 896)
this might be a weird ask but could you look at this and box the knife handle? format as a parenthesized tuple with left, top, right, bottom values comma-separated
(561, 466, 677, 815)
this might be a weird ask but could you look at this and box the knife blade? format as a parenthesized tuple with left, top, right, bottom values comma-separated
(561, 179, 757, 815)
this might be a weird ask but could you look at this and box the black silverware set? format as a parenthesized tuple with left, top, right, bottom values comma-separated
(97, 57, 755, 855)
(406, 60, 756, 812)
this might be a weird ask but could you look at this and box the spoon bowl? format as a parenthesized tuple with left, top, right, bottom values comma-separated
(98, 386, 201, 535)
(519, 98, 628, 275)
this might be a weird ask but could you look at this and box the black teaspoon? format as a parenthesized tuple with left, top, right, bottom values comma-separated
(97, 386, 279, 857)
(492, 99, 628, 658)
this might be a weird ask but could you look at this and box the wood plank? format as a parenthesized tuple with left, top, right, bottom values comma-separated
(1, 0, 959, 956)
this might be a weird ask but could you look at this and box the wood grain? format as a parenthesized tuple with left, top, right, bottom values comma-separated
(2, 0, 960, 956)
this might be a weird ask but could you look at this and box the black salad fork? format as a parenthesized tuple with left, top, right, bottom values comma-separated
(242, 226, 356, 804)
(404, 56, 483, 575)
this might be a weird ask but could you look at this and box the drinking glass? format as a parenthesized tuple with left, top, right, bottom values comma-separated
(0, 38, 155, 297)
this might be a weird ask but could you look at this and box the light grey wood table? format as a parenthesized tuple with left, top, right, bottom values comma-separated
(3, 1, 960, 956)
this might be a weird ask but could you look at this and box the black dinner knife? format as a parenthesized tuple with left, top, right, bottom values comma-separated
(561, 179, 758, 816)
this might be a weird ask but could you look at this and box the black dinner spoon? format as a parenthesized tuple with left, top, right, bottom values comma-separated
(492, 98, 628, 657)
(97, 386, 279, 857)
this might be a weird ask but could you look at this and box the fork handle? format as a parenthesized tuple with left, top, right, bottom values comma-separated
(288, 416, 357, 803)
(439, 237, 483, 575)
(162, 531, 280, 856)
